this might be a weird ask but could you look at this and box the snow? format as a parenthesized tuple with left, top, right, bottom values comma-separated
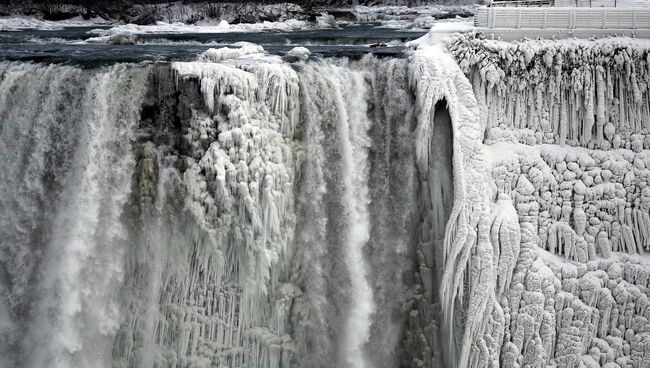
(0, 16, 109, 31)
(88, 19, 308, 37)
(286, 46, 311, 60)
(617, 0, 650, 5)
(553, 0, 650, 6)
(429, 20, 474, 32)
(350, 5, 475, 30)
(197, 43, 266, 62)
(406, 20, 475, 48)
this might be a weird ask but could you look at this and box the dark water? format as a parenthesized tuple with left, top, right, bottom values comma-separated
(0, 24, 427, 65)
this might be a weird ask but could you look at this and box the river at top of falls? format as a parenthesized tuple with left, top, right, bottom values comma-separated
(0, 23, 429, 66)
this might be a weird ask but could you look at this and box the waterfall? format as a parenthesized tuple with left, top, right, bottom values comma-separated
(0, 62, 148, 367)
(0, 55, 423, 368)
(317, 61, 374, 368)
(4, 36, 649, 368)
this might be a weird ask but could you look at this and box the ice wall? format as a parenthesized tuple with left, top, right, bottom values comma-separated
(440, 34, 650, 368)
(408, 43, 495, 368)
(107, 49, 420, 368)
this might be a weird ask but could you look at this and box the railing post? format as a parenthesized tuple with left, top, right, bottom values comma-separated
(491, 7, 496, 29)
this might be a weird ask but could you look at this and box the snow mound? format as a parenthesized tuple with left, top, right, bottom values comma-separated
(0, 16, 108, 31)
(315, 13, 338, 29)
(286, 46, 311, 60)
(198, 43, 266, 62)
(406, 20, 475, 48)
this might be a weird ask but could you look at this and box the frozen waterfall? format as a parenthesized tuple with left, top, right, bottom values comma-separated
(2, 35, 650, 368)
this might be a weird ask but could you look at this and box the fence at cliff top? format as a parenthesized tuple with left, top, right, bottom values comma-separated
(492, 0, 632, 6)
(475, 6, 650, 29)
(490, 0, 554, 6)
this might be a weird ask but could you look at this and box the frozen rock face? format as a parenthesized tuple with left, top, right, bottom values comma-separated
(112, 54, 421, 368)
(449, 35, 650, 151)
(440, 34, 650, 368)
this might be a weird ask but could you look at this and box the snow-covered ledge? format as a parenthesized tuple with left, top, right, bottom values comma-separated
(411, 32, 650, 368)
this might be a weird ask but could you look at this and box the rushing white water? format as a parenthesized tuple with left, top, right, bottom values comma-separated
(292, 57, 417, 368)
(0, 62, 148, 367)
(328, 63, 374, 368)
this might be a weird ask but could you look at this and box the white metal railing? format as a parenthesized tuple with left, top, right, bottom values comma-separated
(491, 0, 619, 6)
(554, 0, 617, 6)
(474, 7, 650, 29)
(491, 0, 554, 6)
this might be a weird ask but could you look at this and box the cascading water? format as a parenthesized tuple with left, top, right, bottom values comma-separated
(0, 62, 148, 368)
(0, 51, 430, 368)
(293, 58, 417, 368)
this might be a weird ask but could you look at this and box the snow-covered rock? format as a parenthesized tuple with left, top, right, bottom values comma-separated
(286, 46, 311, 61)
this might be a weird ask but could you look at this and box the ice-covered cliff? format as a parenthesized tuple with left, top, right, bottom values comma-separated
(442, 34, 650, 368)
(1, 33, 649, 368)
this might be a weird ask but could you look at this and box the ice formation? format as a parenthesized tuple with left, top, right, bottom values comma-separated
(1, 32, 650, 368)
(438, 33, 650, 368)
(87, 19, 308, 37)
(0, 16, 109, 31)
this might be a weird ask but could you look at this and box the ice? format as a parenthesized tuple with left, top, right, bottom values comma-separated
(435, 34, 650, 368)
(198, 43, 266, 62)
(0, 16, 109, 31)
(315, 13, 338, 29)
(286, 47, 311, 61)
(88, 18, 308, 38)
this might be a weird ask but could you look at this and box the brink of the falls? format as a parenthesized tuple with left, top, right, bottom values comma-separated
(2, 32, 650, 368)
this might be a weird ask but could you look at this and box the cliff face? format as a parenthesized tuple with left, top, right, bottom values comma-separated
(439, 34, 650, 368)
